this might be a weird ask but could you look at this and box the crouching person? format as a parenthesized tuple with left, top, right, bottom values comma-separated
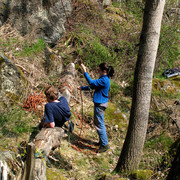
(42, 86, 71, 128)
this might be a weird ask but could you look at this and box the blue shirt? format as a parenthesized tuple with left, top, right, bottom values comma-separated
(81, 72, 110, 104)
(44, 96, 71, 127)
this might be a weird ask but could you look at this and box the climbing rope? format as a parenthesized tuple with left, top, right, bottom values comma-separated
(71, 99, 99, 155)
(22, 91, 46, 119)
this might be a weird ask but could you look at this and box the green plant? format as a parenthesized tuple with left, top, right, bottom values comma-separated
(71, 25, 116, 69)
(0, 37, 19, 52)
(112, 1, 122, 8)
(16, 39, 46, 57)
(144, 132, 173, 150)
(0, 107, 34, 137)
(125, 1, 144, 21)
(110, 80, 121, 99)
(155, 24, 179, 76)
(82, 38, 114, 68)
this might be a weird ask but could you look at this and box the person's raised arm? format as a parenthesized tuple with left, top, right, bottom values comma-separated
(81, 63, 87, 73)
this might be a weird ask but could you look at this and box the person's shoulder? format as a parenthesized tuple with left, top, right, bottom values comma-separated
(104, 75, 110, 80)
(45, 102, 53, 109)
(100, 75, 109, 81)
(59, 96, 68, 102)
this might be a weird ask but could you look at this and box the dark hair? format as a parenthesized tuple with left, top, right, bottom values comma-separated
(99, 63, 114, 78)
(44, 86, 58, 101)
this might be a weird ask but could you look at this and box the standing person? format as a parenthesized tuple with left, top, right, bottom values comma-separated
(78, 63, 114, 153)
(42, 86, 71, 128)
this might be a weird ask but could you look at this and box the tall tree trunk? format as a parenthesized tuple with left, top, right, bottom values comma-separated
(167, 140, 180, 180)
(115, 0, 165, 172)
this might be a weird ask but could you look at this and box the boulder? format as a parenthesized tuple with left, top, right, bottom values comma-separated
(0, 53, 28, 108)
(0, 0, 72, 46)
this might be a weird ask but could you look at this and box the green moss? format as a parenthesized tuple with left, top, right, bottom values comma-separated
(170, 76, 180, 90)
(74, 158, 89, 167)
(16, 39, 46, 57)
(131, 169, 153, 180)
(46, 168, 67, 180)
(85, 102, 127, 129)
(152, 78, 179, 98)
(93, 156, 109, 169)
(110, 80, 121, 99)
(0, 53, 29, 104)
(145, 132, 173, 150)
(106, 6, 123, 16)
(105, 102, 127, 129)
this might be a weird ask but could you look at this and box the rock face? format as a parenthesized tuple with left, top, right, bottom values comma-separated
(0, 0, 72, 46)
(0, 53, 28, 107)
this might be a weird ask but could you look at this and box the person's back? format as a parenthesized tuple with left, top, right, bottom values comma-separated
(44, 96, 71, 127)
(43, 86, 71, 128)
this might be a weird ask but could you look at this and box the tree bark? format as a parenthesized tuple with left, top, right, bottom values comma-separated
(22, 63, 75, 180)
(115, 0, 165, 172)
(167, 140, 180, 180)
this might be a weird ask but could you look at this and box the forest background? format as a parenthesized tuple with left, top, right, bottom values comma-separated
(0, 0, 179, 179)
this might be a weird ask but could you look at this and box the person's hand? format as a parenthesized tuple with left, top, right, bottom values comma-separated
(77, 86, 81, 90)
(81, 63, 86, 73)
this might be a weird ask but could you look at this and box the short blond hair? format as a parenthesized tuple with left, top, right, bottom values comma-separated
(44, 86, 58, 101)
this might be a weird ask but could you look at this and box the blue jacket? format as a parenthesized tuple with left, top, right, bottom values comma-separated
(81, 72, 110, 104)
(44, 96, 71, 127)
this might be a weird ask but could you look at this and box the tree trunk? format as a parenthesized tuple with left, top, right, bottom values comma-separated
(22, 128, 64, 180)
(167, 140, 180, 180)
(22, 63, 75, 180)
(115, 0, 165, 172)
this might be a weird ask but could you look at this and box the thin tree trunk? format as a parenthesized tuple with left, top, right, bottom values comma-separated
(115, 0, 165, 172)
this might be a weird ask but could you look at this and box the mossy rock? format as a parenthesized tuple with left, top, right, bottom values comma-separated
(105, 102, 127, 129)
(152, 78, 179, 94)
(0, 53, 28, 108)
(131, 169, 153, 180)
